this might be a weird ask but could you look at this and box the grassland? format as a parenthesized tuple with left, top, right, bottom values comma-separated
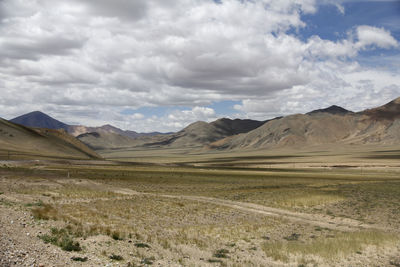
(0, 145, 400, 266)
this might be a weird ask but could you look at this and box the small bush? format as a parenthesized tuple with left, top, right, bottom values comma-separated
(284, 233, 300, 241)
(141, 256, 155, 265)
(25, 200, 43, 207)
(135, 242, 150, 248)
(39, 234, 57, 244)
(109, 254, 124, 261)
(38, 227, 81, 252)
(208, 259, 223, 263)
(71, 256, 88, 262)
(111, 231, 123, 240)
(60, 236, 81, 252)
(213, 249, 229, 258)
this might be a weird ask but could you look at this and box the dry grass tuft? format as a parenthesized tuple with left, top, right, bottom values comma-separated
(262, 230, 397, 262)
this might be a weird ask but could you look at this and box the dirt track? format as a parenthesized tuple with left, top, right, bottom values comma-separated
(111, 186, 383, 232)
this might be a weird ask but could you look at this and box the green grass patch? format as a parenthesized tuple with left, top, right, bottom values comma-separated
(38, 227, 82, 252)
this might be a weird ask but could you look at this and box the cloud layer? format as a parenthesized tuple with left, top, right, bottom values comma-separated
(0, 0, 399, 131)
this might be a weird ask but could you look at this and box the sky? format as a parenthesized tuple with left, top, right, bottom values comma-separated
(0, 0, 399, 132)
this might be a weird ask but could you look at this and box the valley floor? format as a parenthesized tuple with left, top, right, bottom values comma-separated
(1, 146, 400, 266)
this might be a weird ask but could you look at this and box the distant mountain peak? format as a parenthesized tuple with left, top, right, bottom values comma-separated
(11, 111, 69, 130)
(307, 105, 352, 115)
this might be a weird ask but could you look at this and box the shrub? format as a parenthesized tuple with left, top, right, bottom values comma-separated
(71, 256, 88, 262)
(135, 242, 150, 248)
(59, 236, 81, 252)
(38, 227, 81, 252)
(208, 259, 223, 263)
(284, 233, 300, 241)
(141, 256, 155, 265)
(111, 231, 123, 240)
(109, 254, 124, 261)
(213, 249, 229, 258)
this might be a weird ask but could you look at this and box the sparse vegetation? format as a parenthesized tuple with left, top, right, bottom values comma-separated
(38, 227, 81, 252)
(109, 254, 124, 261)
(111, 231, 123, 240)
(213, 248, 230, 258)
(262, 230, 397, 262)
(1, 146, 400, 266)
(71, 256, 88, 262)
(135, 243, 150, 248)
(31, 203, 58, 220)
(141, 256, 155, 265)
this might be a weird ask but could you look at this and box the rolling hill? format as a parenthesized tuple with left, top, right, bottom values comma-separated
(0, 118, 101, 160)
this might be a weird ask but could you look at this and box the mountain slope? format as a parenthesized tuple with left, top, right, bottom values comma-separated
(144, 118, 266, 148)
(11, 111, 69, 131)
(11, 111, 169, 145)
(0, 118, 101, 160)
(212, 97, 400, 150)
(76, 131, 153, 150)
(361, 97, 400, 120)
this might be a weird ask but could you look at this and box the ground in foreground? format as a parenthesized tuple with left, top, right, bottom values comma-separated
(1, 147, 400, 266)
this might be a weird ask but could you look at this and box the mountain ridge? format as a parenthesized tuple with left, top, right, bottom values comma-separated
(212, 97, 400, 150)
(7, 97, 400, 152)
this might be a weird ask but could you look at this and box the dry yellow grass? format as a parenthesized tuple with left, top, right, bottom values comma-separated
(1, 146, 400, 266)
(262, 230, 397, 263)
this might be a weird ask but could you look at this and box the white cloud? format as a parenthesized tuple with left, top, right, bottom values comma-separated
(356, 25, 399, 49)
(0, 0, 399, 131)
(131, 113, 144, 120)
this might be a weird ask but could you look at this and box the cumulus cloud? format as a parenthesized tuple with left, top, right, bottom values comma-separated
(167, 106, 217, 129)
(0, 0, 399, 131)
(356, 25, 399, 49)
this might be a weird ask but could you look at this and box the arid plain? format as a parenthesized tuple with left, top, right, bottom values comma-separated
(1, 144, 400, 267)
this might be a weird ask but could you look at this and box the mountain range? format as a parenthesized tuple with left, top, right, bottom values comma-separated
(211, 97, 400, 150)
(5, 96, 400, 155)
(11, 111, 168, 138)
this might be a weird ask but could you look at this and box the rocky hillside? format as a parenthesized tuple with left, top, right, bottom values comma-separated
(143, 118, 266, 148)
(211, 97, 400, 150)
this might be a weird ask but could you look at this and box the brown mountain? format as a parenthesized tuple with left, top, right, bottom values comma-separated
(307, 105, 353, 115)
(143, 118, 266, 148)
(361, 97, 400, 121)
(211, 97, 400, 150)
(0, 118, 101, 160)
